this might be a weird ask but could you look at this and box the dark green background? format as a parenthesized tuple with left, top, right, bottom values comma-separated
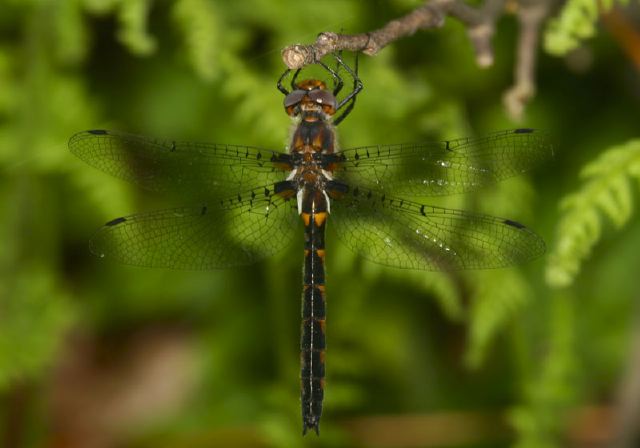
(1, 1, 639, 447)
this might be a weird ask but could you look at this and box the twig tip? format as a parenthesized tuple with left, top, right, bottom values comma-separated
(282, 44, 310, 69)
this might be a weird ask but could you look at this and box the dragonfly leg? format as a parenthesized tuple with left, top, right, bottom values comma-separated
(333, 49, 345, 97)
(291, 68, 302, 91)
(332, 53, 361, 125)
(277, 68, 291, 95)
(318, 60, 343, 98)
(334, 52, 362, 111)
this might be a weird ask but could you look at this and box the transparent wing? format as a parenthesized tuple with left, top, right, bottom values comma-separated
(333, 129, 553, 196)
(69, 130, 290, 198)
(90, 184, 299, 269)
(331, 187, 545, 270)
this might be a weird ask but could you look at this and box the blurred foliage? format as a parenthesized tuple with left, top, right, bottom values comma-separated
(0, 0, 639, 447)
(544, 0, 629, 55)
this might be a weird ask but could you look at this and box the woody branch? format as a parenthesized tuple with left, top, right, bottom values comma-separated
(282, 0, 554, 121)
(282, 0, 506, 69)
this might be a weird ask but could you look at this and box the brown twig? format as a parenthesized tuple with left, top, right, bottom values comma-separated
(502, 0, 554, 121)
(281, 0, 506, 69)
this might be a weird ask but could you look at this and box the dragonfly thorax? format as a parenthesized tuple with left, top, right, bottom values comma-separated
(288, 160, 333, 215)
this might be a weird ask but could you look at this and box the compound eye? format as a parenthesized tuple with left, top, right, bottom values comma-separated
(308, 89, 337, 110)
(283, 90, 306, 108)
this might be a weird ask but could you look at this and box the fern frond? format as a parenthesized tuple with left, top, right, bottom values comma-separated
(546, 139, 640, 288)
(544, 0, 629, 56)
(509, 292, 578, 448)
(465, 269, 532, 368)
(172, 0, 221, 81)
(82, 0, 120, 14)
(359, 255, 464, 321)
(425, 272, 463, 321)
(53, 0, 88, 64)
(116, 0, 156, 55)
(0, 51, 15, 122)
(0, 265, 73, 390)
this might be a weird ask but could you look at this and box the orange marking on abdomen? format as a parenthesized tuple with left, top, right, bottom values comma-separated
(314, 212, 327, 227)
(312, 131, 323, 149)
(301, 213, 311, 226)
(316, 249, 325, 259)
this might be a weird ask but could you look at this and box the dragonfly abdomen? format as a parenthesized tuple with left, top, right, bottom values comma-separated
(300, 189, 328, 435)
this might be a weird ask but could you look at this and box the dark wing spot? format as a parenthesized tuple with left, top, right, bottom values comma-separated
(504, 219, 526, 229)
(105, 217, 126, 226)
(514, 128, 534, 134)
(88, 129, 108, 135)
(420, 205, 426, 216)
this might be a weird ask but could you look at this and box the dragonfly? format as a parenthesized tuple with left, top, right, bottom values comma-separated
(69, 54, 552, 435)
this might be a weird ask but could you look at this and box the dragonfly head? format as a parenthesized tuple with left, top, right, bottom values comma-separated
(284, 80, 337, 118)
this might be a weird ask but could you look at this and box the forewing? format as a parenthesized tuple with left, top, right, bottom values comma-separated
(333, 129, 553, 196)
(69, 130, 289, 197)
(331, 187, 545, 270)
(90, 184, 299, 269)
